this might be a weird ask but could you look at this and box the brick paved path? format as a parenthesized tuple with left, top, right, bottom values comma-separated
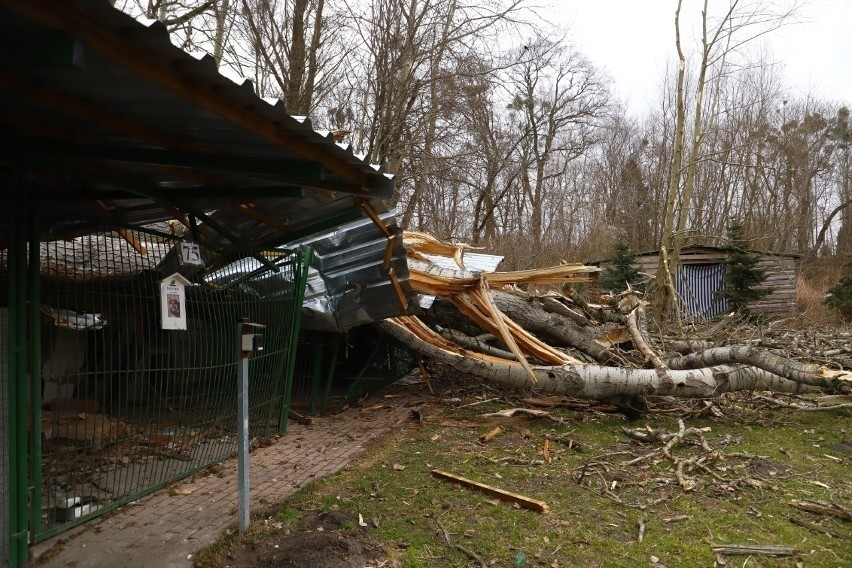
(32, 387, 421, 567)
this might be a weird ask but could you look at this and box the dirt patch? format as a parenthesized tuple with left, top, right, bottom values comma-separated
(747, 458, 791, 478)
(828, 440, 852, 454)
(212, 511, 393, 568)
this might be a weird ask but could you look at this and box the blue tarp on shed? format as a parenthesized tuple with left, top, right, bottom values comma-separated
(676, 263, 728, 322)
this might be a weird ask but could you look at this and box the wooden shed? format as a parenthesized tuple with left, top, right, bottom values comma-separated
(598, 246, 799, 321)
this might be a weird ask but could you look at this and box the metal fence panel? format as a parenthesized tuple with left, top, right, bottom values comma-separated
(31, 231, 306, 541)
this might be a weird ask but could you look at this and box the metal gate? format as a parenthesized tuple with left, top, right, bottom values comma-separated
(5, 224, 309, 544)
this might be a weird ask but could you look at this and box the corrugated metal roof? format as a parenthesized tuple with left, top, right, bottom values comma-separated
(0, 0, 415, 324)
(0, 0, 393, 247)
(206, 210, 412, 332)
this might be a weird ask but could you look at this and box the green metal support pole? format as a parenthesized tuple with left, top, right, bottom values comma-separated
(277, 248, 312, 432)
(321, 335, 341, 416)
(8, 186, 29, 567)
(337, 335, 384, 413)
(309, 335, 324, 415)
(28, 210, 42, 540)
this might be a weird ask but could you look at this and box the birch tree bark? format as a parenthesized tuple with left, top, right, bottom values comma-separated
(378, 318, 840, 399)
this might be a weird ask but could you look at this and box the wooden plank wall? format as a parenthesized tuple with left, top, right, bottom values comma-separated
(599, 248, 798, 314)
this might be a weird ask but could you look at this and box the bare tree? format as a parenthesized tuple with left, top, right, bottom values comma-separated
(652, 0, 799, 323)
(506, 35, 609, 255)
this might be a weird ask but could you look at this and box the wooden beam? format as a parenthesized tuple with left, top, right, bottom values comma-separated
(91, 201, 148, 255)
(356, 198, 392, 238)
(431, 470, 549, 513)
(388, 266, 409, 312)
(231, 201, 292, 233)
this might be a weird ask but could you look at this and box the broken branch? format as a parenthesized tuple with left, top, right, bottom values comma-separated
(431, 469, 550, 513)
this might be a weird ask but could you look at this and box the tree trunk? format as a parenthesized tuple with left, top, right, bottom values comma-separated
(667, 346, 851, 393)
(653, 0, 687, 324)
(489, 290, 619, 364)
(379, 318, 821, 399)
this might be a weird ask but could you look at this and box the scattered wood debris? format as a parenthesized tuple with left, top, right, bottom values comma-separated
(789, 499, 851, 521)
(431, 469, 549, 513)
(788, 517, 852, 540)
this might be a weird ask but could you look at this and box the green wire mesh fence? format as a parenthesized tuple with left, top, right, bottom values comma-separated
(27, 230, 307, 541)
(290, 327, 417, 415)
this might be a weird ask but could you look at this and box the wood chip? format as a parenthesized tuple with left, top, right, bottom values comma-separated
(479, 426, 503, 444)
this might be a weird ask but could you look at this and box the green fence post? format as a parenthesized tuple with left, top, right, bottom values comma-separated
(8, 187, 29, 567)
(28, 209, 42, 542)
(277, 247, 312, 432)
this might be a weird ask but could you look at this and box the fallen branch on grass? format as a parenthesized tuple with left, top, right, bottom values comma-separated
(789, 499, 852, 521)
(711, 544, 796, 556)
(434, 518, 486, 568)
(788, 517, 852, 540)
(481, 408, 565, 423)
(621, 419, 765, 491)
(431, 469, 550, 513)
(753, 394, 852, 411)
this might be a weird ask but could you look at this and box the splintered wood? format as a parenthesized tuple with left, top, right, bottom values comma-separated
(478, 426, 503, 444)
(431, 469, 550, 513)
(402, 230, 593, 375)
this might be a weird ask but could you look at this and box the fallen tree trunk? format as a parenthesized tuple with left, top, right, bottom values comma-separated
(490, 290, 621, 365)
(397, 231, 851, 402)
(380, 318, 820, 399)
(667, 347, 852, 393)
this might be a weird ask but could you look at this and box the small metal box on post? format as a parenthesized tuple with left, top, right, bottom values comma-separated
(236, 318, 266, 534)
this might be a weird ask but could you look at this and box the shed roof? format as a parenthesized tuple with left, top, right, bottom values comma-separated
(0, 0, 394, 251)
(588, 244, 801, 266)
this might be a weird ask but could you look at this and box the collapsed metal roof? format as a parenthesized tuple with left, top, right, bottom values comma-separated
(0, 0, 414, 327)
(208, 211, 411, 332)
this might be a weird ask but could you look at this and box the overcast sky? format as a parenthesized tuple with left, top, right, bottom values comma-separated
(551, 0, 851, 115)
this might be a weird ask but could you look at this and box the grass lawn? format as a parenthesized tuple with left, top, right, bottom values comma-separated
(196, 389, 851, 567)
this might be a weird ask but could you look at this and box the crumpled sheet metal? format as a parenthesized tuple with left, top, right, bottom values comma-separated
(205, 210, 414, 332)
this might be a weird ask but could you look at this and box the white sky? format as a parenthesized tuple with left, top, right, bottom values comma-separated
(552, 0, 852, 115)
